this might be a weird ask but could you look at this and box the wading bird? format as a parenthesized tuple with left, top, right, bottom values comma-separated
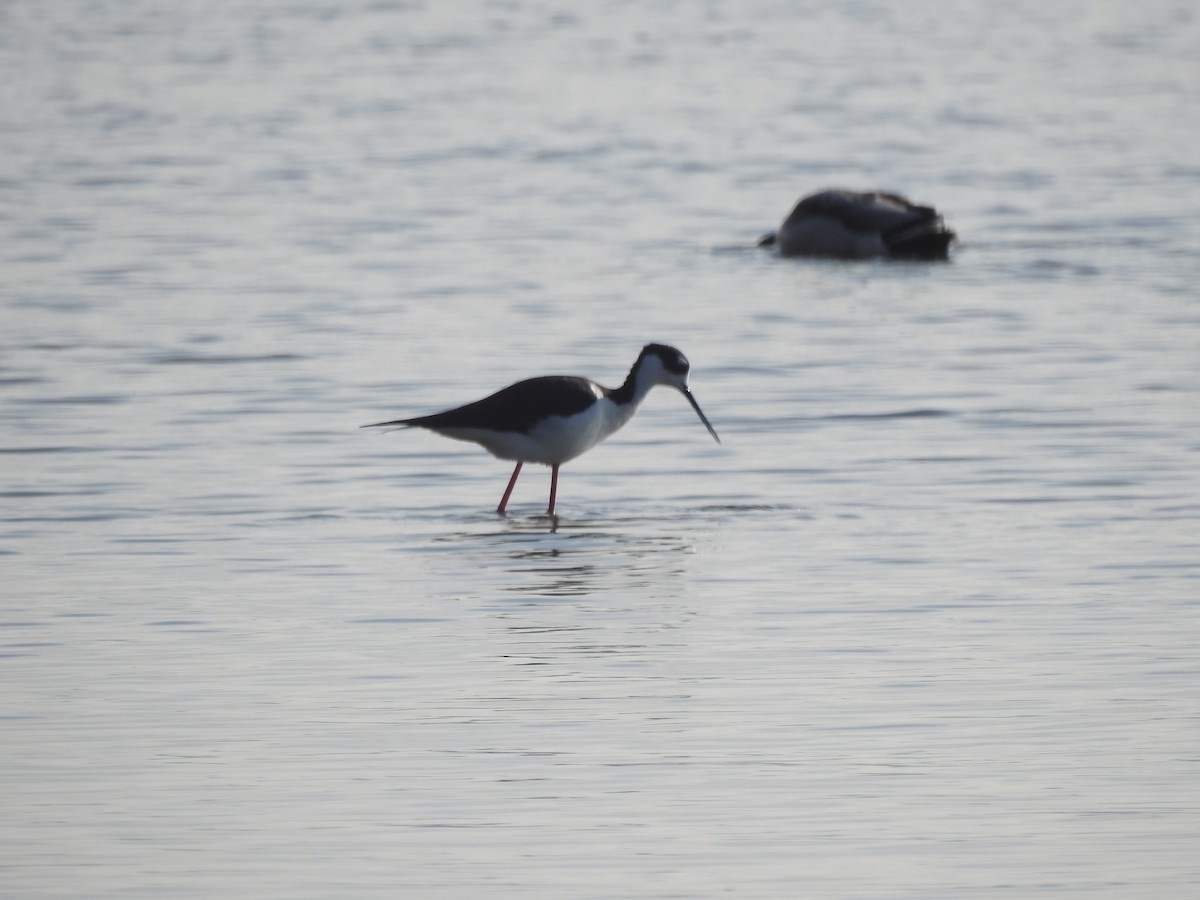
(363, 343, 720, 515)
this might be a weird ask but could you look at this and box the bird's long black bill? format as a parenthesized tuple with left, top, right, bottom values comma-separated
(682, 389, 720, 444)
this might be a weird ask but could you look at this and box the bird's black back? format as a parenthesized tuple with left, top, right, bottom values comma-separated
(402, 375, 600, 435)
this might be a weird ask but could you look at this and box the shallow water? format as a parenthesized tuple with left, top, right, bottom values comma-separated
(3, 1, 1199, 897)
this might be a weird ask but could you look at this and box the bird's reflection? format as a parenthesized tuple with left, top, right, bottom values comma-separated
(433, 510, 699, 598)
(424, 511, 713, 674)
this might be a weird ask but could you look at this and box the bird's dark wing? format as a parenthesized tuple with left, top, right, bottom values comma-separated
(366, 375, 599, 435)
(787, 189, 937, 235)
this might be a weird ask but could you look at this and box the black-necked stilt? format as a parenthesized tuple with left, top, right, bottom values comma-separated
(363, 343, 720, 516)
(758, 189, 956, 260)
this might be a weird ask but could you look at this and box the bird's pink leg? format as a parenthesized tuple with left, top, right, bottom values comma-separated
(547, 463, 559, 515)
(496, 462, 522, 515)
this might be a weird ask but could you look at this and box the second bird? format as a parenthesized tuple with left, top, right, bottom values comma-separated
(363, 343, 720, 516)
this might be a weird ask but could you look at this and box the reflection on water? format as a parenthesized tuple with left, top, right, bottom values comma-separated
(431, 514, 699, 598)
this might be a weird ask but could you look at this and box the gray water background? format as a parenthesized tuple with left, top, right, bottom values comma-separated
(2, 1, 1199, 897)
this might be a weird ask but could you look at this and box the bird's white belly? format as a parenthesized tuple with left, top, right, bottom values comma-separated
(438, 398, 631, 466)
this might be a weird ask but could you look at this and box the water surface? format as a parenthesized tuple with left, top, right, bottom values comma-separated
(2, 1, 1199, 897)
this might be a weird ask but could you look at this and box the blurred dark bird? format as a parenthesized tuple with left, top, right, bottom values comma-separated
(758, 189, 956, 260)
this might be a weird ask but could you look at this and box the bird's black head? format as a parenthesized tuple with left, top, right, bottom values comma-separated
(640, 343, 690, 377)
(632, 344, 720, 444)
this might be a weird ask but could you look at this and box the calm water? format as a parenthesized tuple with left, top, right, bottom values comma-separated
(3, 1, 1199, 897)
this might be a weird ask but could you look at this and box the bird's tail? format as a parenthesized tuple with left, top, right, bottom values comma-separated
(360, 418, 415, 433)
